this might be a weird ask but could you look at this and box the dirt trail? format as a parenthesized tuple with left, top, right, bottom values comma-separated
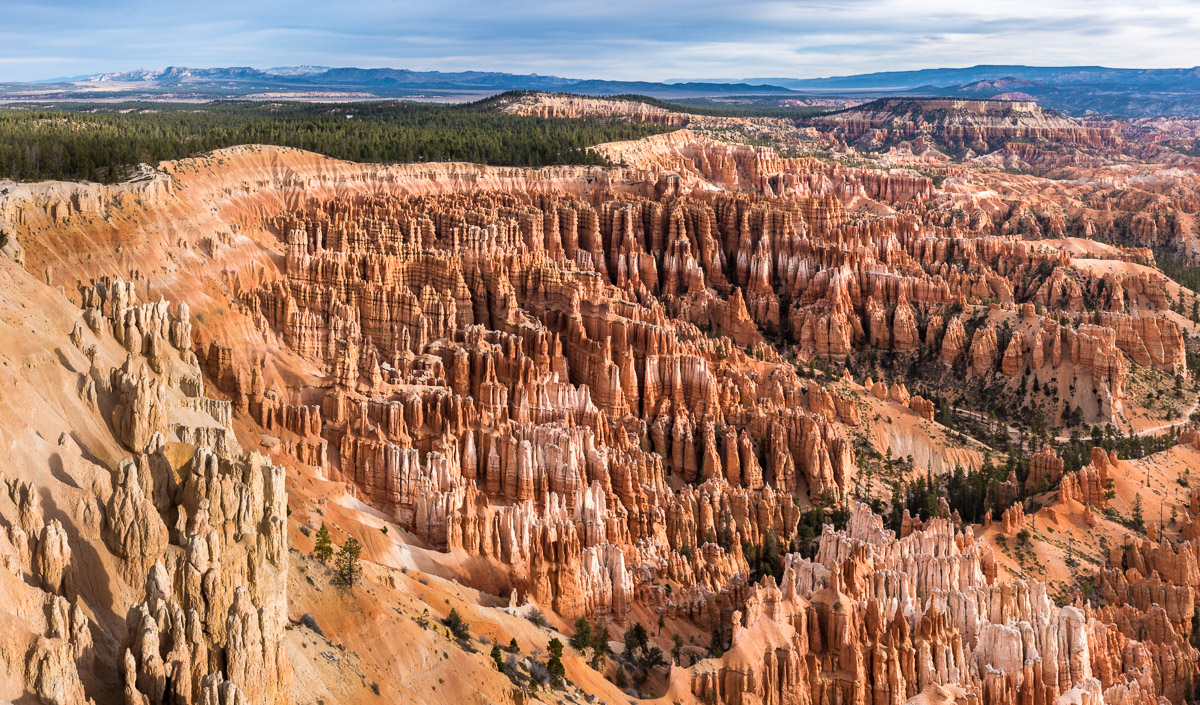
(953, 394, 1199, 446)
(1109, 394, 1200, 440)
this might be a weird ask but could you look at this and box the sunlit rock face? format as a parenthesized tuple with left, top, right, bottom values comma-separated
(1, 106, 1198, 704)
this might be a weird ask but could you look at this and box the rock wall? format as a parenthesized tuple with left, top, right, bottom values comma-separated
(0, 276, 288, 705)
(692, 503, 1186, 705)
(3, 138, 1197, 704)
(814, 98, 1119, 153)
(209, 172, 1187, 629)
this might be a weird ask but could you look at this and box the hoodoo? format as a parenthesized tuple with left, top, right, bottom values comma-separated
(0, 51, 1199, 705)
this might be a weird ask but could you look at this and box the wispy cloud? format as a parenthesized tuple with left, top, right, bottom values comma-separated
(1, 0, 1197, 82)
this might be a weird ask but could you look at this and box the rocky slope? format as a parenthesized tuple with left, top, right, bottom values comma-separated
(0, 257, 288, 704)
(0, 123, 1197, 705)
(490, 92, 834, 158)
(494, 93, 693, 126)
(814, 98, 1120, 154)
(693, 502, 1190, 705)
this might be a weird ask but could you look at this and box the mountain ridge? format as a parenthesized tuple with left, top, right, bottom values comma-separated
(742, 64, 1200, 90)
(6, 64, 1200, 116)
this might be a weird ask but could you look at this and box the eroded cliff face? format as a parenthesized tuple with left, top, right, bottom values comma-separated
(0, 131, 1197, 705)
(692, 504, 1191, 705)
(0, 259, 288, 704)
(186, 146, 1195, 704)
(815, 98, 1120, 154)
(497, 94, 693, 126)
(223, 188, 873, 620)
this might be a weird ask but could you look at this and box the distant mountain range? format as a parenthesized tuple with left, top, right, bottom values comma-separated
(6, 66, 796, 101)
(744, 65, 1200, 90)
(4, 64, 1200, 117)
(743, 65, 1200, 116)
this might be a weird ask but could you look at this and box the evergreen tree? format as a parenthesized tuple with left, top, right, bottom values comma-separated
(546, 637, 566, 686)
(570, 616, 593, 651)
(445, 608, 470, 639)
(312, 523, 333, 564)
(623, 622, 649, 658)
(0, 100, 679, 182)
(334, 536, 362, 587)
(760, 532, 781, 581)
(886, 481, 906, 533)
(590, 625, 613, 669)
(641, 646, 665, 672)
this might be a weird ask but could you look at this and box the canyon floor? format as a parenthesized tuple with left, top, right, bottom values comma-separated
(1, 95, 1199, 705)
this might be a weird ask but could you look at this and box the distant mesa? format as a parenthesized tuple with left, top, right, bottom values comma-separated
(813, 96, 1118, 152)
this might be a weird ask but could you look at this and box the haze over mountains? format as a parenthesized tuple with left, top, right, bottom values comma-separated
(4, 64, 1200, 116)
(767, 65, 1200, 116)
(749, 65, 1200, 90)
(7, 65, 799, 101)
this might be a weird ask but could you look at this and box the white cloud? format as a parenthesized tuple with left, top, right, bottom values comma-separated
(0, 0, 1197, 82)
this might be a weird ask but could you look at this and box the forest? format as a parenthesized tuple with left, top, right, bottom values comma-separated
(0, 99, 673, 182)
(575, 93, 830, 119)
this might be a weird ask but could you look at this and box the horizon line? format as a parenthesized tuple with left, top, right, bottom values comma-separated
(14, 62, 1200, 86)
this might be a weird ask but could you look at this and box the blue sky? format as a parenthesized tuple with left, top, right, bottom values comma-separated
(1, 0, 1197, 82)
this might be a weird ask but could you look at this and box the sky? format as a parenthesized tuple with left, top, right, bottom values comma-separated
(1, 0, 1198, 83)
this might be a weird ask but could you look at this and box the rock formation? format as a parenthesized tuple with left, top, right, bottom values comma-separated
(0, 272, 288, 704)
(691, 503, 1179, 705)
(815, 98, 1118, 153)
(0, 111, 1197, 705)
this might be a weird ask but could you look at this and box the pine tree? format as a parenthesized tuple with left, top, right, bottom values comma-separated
(546, 637, 566, 686)
(1132, 494, 1145, 533)
(887, 481, 906, 533)
(760, 532, 780, 580)
(312, 523, 333, 564)
(570, 616, 593, 651)
(445, 608, 470, 639)
(590, 625, 613, 669)
(641, 646, 665, 673)
(334, 536, 362, 587)
(623, 622, 648, 658)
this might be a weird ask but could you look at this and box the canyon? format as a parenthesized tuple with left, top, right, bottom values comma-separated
(0, 94, 1198, 705)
